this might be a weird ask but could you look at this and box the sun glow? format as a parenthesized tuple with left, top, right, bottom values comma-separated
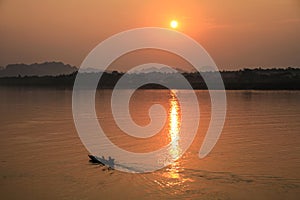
(170, 20, 178, 29)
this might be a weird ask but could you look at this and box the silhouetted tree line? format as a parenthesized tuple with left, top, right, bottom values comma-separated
(0, 68, 299, 90)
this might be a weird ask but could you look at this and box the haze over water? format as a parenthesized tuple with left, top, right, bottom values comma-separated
(0, 88, 299, 199)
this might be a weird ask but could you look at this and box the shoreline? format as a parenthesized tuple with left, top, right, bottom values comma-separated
(0, 68, 299, 90)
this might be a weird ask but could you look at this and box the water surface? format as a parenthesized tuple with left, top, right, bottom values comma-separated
(0, 88, 299, 199)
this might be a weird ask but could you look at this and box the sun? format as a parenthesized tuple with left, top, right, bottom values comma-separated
(170, 20, 178, 29)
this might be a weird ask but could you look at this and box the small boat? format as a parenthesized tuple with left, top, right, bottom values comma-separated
(88, 155, 115, 170)
(88, 154, 105, 165)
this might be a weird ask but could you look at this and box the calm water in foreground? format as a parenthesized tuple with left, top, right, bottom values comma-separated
(0, 87, 299, 199)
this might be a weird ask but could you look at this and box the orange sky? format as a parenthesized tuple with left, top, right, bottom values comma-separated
(0, 0, 299, 70)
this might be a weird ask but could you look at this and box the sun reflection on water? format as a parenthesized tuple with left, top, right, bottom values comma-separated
(157, 90, 194, 189)
(169, 91, 181, 161)
(163, 90, 183, 182)
(149, 90, 196, 192)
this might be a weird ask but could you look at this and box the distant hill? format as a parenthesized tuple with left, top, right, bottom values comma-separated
(0, 62, 78, 77)
(130, 66, 188, 74)
(0, 67, 299, 90)
(0, 61, 299, 90)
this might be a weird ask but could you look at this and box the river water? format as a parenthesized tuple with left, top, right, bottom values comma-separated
(0, 88, 299, 199)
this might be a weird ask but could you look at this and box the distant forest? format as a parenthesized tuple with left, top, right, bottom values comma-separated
(0, 68, 299, 90)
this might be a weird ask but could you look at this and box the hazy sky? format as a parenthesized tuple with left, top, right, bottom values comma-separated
(0, 0, 300, 70)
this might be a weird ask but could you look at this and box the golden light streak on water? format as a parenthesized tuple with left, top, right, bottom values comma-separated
(163, 90, 184, 182)
(168, 90, 181, 161)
